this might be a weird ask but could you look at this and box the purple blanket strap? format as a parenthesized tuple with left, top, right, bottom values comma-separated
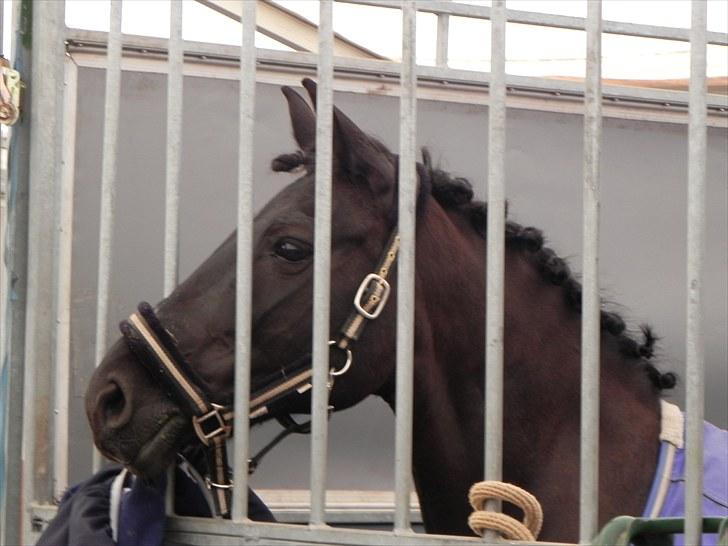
(642, 418, 728, 546)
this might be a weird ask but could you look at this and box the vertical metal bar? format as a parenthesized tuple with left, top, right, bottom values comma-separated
(93, 0, 122, 473)
(1, 4, 33, 542)
(309, 0, 334, 527)
(163, 1, 184, 516)
(0, 102, 7, 541)
(580, 1, 602, 542)
(436, 14, 449, 67)
(484, 2, 506, 541)
(685, 1, 707, 544)
(0, 0, 4, 58)
(394, 0, 417, 534)
(231, 0, 257, 522)
(0, 57, 8, 538)
(22, 1, 66, 542)
(52, 56, 79, 501)
(164, 0, 183, 295)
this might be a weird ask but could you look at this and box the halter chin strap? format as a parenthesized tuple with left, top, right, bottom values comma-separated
(120, 302, 234, 517)
(119, 229, 400, 518)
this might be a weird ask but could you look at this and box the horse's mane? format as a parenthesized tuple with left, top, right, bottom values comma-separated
(419, 149, 676, 392)
(272, 147, 677, 392)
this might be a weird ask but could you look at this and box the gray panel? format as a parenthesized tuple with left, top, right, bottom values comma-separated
(68, 69, 727, 490)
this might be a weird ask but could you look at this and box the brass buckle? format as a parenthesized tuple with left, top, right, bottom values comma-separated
(192, 403, 228, 446)
(354, 273, 391, 320)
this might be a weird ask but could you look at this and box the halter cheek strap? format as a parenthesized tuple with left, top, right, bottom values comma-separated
(337, 231, 400, 349)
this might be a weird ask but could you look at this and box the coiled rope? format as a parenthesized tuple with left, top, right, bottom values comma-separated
(468, 481, 543, 541)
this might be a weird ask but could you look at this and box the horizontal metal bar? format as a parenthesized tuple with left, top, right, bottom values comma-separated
(340, 0, 728, 46)
(63, 30, 728, 114)
(66, 48, 728, 128)
(167, 516, 570, 546)
(28, 495, 425, 525)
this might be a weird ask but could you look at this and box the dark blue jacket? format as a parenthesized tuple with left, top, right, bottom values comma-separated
(37, 462, 274, 546)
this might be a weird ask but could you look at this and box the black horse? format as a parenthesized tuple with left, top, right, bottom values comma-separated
(86, 79, 724, 542)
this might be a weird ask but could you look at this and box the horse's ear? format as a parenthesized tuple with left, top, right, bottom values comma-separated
(282, 86, 316, 153)
(300, 78, 396, 205)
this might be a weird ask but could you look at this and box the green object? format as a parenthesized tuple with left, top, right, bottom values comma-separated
(718, 517, 728, 546)
(592, 516, 727, 546)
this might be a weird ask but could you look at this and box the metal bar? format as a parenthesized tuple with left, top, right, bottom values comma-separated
(436, 12, 449, 67)
(22, 1, 66, 542)
(0, 68, 8, 546)
(92, 0, 122, 473)
(341, 0, 728, 46)
(164, 0, 184, 295)
(197, 0, 385, 60)
(231, 0, 257, 523)
(579, 1, 602, 543)
(1, 3, 34, 541)
(684, 1, 708, 544)
(484, 2, 506, 542)
(0, 137, 6, 546)
(309, 0, 334, 527)
(162, 1, 184, 517)
(0, 0, 3, 58)
(51, 56, 79, 502)
(62, 30, 728, 114)
(394, 0, 417, 534)
(168, 516, 496, 546)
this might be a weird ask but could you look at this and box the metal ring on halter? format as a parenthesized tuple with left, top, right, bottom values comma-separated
(205, 476, 234, 490)
(328, 340, 353, 376)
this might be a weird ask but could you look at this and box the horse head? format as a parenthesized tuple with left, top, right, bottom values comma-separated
(85, 79, 402, 478)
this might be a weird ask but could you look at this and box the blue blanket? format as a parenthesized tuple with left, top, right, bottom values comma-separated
(642, 402, 728, 546)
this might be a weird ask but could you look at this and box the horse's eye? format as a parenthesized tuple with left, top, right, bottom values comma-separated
(273, 239, 312, 262)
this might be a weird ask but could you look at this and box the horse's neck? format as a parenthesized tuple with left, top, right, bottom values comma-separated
(499, 249, 661, 475)
(406, 206, 661, 538)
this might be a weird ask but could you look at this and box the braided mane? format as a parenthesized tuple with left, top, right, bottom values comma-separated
(420, 149, 676, 391)
(272, 148, 676, 391)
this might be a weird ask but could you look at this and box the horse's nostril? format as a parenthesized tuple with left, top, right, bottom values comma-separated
(97, 381, 130, 429)
(104, 384, 125, 421)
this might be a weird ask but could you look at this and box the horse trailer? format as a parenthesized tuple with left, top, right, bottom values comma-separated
(1, 1, 726, 545)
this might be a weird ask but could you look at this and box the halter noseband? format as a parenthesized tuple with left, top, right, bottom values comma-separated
(119, 230, 399, 517)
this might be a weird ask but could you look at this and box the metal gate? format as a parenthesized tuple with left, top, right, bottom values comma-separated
(1, 1, 726, 545)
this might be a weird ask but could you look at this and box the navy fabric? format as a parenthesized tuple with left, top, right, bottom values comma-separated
(36, 465, 274, 546)
(36, 468, 119, 546)
(116, 475, 166, 546)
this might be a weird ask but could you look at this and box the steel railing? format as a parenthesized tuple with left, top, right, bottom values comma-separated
(1, 0, 719, 544)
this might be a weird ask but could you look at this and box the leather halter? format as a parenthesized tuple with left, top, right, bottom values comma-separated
(119, 230, 400, 518)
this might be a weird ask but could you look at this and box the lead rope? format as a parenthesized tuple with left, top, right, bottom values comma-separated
(467, 481, 544, 541)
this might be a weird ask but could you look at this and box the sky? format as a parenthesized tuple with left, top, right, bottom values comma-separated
(9, 0, 728, 81)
